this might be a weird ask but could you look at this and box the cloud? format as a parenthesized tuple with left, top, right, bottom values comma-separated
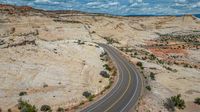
(175, 0, 186, 3)
(35, 0, 49, 3)
(0, 0, 200, 15)
(192, 2, 200, 8)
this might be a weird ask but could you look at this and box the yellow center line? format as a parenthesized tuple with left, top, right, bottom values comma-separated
(104, 50, 132, 112)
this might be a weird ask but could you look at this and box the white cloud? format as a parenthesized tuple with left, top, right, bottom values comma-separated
(175, 0, 186, 2)
(35, 0, 49, 3)
(137, 0, 143, 2)
(192, 2, 200, 8)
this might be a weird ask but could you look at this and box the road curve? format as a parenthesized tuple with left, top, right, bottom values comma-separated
(80, 43, 143, 112)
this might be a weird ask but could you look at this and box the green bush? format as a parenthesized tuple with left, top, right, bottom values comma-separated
(103, 64, 111, 71)
(136, 62, 143, 67)
(19, 91, 27, 96)
(88, 95, 95, 101)
(100, 71, 110, 78)
(149, 54, 156, 60)
(165, 94, 186, 111)
(18, 99, 37, 112)
(82, 91, 94, 101)
(150, 72, 155, 80)
(146, 86, 151, 91)
(40, 105, 51, 112)
(82, 91, 91, 98)
(194, 98, 200, 105)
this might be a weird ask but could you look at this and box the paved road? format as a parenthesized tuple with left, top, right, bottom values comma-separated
(80, 43, 143, 112)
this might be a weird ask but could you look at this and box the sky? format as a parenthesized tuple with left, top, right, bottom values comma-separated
(0, 0, 200, 15)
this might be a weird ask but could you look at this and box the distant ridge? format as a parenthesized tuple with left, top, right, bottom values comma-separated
(0, 3, 199, 18)
(194, 14, 200, 18)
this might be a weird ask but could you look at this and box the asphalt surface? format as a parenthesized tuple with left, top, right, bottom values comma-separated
(80, 43, 143, 112)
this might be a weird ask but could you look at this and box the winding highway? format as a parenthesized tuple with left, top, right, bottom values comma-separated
(80, 43, 143, 112)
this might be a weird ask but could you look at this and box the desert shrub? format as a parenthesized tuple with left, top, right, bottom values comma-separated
(88, 95, 95, 101)
(43, 83, 48, 88)
(79, 101, 85, 106)
(149, 54, 156, 60)
(8, 109, 12, 112)
(104, 37, 119, 44)
(77, 40, 85, 45)
(100, 52, 107, 57)
(146, 86, 151, 91)
(100, 71, 110, 78)
(150, 72, 155, 80)
(18, 99, 37, 112)
(134, 52, 138, 55)
(57, 107, 64, 112)
(82, 91, 92, 98)
(194, 98, 200, 105)
(82, 91, 94, 101)
(164, 94, 186, 111)
(19, 91, 27, 96)
(103, 64, 111, 71)
(136, 62, 142, 67)
(40, 105, 51, 112)
(164, 98, 175, 112)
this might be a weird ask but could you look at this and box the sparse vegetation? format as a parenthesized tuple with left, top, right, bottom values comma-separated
(146, 86, 151, 91)
(136, 61, 144, 69)
(164, 98, 175, 112)
(194, 97, 200, 105)
(8, 109, 12, 112)
(149, 54, 156, 60)
(43, 83, 48, 88)
(136, 62, 143, 67)
(79, 101, 85, 106)
(150, 72, 155, 80)
(164, 94, 186, 111)
(100, 71, 110, 78)
(100, 52, 108, 61)
(57, 107, 65, 112)
(18, 99, 37, 112)
(40, 105, 51, 112)
(103, 37, 119, 44)
(103, 64, 111, 71)
(82, 91, 94, 101)
(19, 91, 27, 96)
(77, 40, 85, 45)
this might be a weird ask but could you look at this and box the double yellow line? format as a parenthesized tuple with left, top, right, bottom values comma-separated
(104, 47, 132, 112)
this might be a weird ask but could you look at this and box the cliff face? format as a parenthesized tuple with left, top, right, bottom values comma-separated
(0, 4, 200, 112)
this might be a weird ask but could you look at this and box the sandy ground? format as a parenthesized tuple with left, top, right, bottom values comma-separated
(0, 39, 109, 111)
(0, 4, 200, 112)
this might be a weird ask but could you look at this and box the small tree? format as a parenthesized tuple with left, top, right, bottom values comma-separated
(194, 98, 200, 105)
